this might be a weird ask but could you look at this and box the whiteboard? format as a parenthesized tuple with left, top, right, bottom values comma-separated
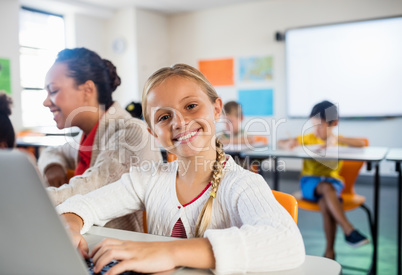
(285, 16, 402, 118)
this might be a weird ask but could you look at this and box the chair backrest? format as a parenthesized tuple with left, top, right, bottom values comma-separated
(66, 169, 75, 181)
(254, 136, 268, 144)
(167, 152, 177, 162)
(339, 138, 369, 195)
(272, 190, 298, 224)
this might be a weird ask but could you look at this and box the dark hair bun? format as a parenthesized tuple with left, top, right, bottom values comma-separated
(103, 59, 121, 92)
(0, 92, 12, 116)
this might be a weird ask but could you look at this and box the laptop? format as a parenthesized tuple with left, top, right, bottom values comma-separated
(0, 150, 143, 275)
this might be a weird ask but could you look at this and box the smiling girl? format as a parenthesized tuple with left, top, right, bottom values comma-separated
(57, 64, 305, 274)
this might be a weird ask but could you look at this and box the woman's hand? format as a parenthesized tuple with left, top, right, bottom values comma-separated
(44, 164, 67, 187)
(90, 239, 178, 275)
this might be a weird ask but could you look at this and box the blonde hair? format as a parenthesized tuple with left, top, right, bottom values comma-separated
(194, 138, 226, 237)
(141, 64, 225, 237)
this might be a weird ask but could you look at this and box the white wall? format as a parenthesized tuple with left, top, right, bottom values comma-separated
(104, 7, 139, 106)
(0, 0, 22, 131)
(168, 0, 402, 173)
(72, 14, 107, 56)
(136, 8, 170, 99)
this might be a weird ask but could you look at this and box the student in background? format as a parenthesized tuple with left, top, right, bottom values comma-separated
(0, 92, 15, 148)
(57, 64, 305, 274)
(38, 47, 161, 231)
(278, 100, 369, 259)
(219, 101, 255, 145)
(125, 101, 143, 120)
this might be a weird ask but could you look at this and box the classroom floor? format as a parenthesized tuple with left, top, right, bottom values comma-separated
(261, 170, 399, 275)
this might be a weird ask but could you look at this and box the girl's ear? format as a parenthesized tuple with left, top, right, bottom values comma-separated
(213, 98, 223, 122)
(147, 127, 158, 139)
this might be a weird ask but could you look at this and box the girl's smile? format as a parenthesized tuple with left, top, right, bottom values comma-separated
(173, 128, 201, 144)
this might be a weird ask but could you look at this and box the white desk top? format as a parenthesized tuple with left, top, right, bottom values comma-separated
(84, 226, 341, 275)
(223, 142, 267, 153)
(16, 135, 78, 147)
(386, 148, 402, 161)
(241, 146, 388, 162)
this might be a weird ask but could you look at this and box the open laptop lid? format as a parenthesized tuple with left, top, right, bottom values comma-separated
(0, 150, 88, 275)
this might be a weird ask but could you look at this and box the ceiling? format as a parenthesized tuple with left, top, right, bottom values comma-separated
(67, 0, 262, 14)
(21, 0, 266, 19)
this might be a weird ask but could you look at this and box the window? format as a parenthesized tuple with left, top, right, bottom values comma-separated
(19, 7, 65, 129)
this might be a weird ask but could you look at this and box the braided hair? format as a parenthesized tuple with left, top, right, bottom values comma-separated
(194, 138, 226, 237)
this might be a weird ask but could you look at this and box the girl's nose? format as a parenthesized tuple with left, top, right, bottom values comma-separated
(172, 112, 187, 130)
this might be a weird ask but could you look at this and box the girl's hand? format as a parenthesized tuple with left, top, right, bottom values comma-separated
(70, 230, 89, 258)
(63, 213, 88, 258)
(90, 239, 178, 275)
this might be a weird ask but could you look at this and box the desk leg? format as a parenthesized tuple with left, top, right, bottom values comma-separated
(397, 162, 402, 275)
(370, 162, 380, 275)
(273, 157, 279, 191)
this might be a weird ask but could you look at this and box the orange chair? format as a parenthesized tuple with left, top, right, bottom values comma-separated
(253, 136, 268, 145)
(272, 190, 298, 224)
(250, 136, 268, 173)
(167, 152, 177, 162)
(66, 169, 75, 181)
(292, 139, 373, 265)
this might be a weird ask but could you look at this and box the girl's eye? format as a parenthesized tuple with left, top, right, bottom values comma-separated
(50, 90, 59, 95)
(187, 103, 197, 110)
(158, 114, 170, 122)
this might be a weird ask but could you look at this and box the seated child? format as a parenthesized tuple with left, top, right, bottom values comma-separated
(56, 64, 305, 274)
(278, 100, 369, 260)
(0, 92, 15, 148)
(219, 101, 255, 145)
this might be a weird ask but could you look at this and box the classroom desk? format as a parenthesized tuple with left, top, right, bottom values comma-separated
(16, 135, 77, 158)
(84, 226, 342, 275)
(240, 146, 388, 275)
(386, 148, 402, 275)
(223, 142, 266, 155)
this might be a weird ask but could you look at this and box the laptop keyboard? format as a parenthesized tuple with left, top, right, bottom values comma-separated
(86, 258, 147, 275)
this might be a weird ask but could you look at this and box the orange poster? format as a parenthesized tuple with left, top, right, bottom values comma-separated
(198, 58, 234, 86)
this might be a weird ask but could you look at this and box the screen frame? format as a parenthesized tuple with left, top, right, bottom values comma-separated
(284, 15, 402, 119)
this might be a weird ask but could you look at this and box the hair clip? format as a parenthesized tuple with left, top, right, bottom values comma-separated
(210, 191, 216, 198)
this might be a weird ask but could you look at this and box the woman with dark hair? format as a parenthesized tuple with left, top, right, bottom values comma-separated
(0, 92, 15, 148)
(38, 48, 161, 231)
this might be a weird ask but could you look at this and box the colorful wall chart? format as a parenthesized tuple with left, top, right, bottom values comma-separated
(238, 89, 274, 116)
(198, 58, 234, 86)
(199, 55, 274, 116)
(238, 56, 273, 82)
(0, 58, 11, 95)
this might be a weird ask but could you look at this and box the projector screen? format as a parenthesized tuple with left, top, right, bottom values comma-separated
(285, 16, 402, 118)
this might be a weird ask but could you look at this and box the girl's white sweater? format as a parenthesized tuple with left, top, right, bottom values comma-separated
(56, 156, 305, 274)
